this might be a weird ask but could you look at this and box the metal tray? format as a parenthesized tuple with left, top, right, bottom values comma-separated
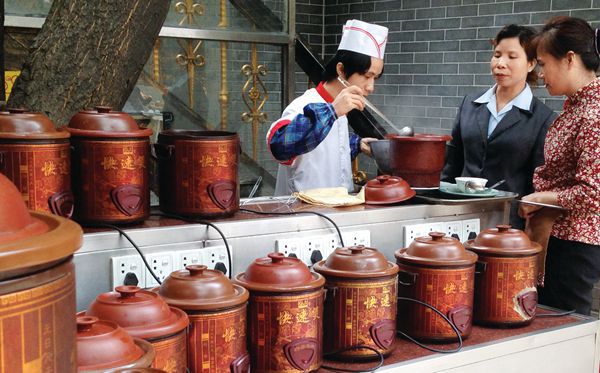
(413, 186, 518, 205)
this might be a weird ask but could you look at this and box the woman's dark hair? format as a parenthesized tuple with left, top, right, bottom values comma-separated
(493, 24, 538, 85)
(322, 49, 379, 82)
(533, 16, 600, 72)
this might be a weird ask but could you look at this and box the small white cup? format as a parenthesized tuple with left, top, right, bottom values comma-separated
(455, 177, 488, 193)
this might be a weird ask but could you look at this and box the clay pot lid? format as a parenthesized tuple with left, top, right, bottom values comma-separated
(0, 173, 82, 280)
(465, 224, 542, 257)
(0, 108, 69, 139)
(85, 286, 189, 339)
(395, 232, 477, 267)
(313, 245, 399, 278)
(76, 315, 145, 371)
(364, 175, 416, 205)
(66, 106, 152, 138)
(385, 133, 452, 142)
(155, 264, 249, 311)
(234, 252, 324, 293)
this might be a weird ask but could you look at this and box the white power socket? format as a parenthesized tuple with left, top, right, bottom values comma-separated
(145, 252, 174, 288)
(463, 218, 480, 242)
(341, 230, 371, 247)
(403, 223, 431, 247)
(443, 221, 463, 241)
(175, 248, 205, 270)
(276, 238, 303, 260)
(204, 245, 231, 276)
(111, 255, 145, 289)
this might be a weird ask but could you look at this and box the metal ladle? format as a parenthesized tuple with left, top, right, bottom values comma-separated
(337, 76, 414, 137)
(466, 179, 506, 193)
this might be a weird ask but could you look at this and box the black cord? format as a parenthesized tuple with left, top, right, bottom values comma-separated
(86, 223, 162, 285)
(149, 212, 233, 279)
(396, 297, 463, 354)
(536, 309, 576, 317)
(321, 345, 384, 372)
(239, 208, 345, 247)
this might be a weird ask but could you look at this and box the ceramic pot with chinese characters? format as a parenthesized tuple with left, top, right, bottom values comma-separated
(313, 246, 399, 360)
(155, 130, 239, 218)
(395, 232, 477, 342)
(0, 173, 83, 373)
(234, 252, 325, 372)
(67, 106, 152, 224)
(153, 265, 250, 373)
(82, 286, 189, 373)
(465, 225, 542, 327)
(0, 108, 73, 217)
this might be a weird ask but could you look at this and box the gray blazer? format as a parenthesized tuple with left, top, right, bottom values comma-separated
(441, 91, 558, 229)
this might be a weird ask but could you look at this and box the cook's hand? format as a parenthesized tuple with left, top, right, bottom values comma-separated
(332, 85, 365, 117)
(519, 191, 560, 218)
(360, 137, 377, 157)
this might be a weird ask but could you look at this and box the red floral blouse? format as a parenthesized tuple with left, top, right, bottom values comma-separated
(533, 77, 600, 245)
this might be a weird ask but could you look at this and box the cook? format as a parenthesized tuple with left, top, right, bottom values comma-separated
(266, 19, 386, 196)
(520, 16, 600, 315)
(442, 24, 557, 229)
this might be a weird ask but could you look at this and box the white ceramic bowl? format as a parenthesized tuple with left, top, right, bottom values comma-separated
(455, 177, 488, 193)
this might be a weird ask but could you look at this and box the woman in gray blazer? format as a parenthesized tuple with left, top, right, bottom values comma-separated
(442, 24, 557, 229)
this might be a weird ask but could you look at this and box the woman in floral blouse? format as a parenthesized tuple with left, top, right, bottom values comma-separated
(520, 16, 600, 315)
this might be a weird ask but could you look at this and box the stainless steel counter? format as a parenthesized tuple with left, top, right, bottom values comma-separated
(74, 199, 510, 311)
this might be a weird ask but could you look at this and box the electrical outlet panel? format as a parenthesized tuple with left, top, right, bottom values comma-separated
(462, 218, 481, 242)
(443, 221, 463, 241)
(175, 249, 205, 270)
(204, 245, 231, 276)
(341, 230, 371, 247)
(111, 255, 145, 289)
(144, 252, 174, 288)
(403, 223, 431, 247)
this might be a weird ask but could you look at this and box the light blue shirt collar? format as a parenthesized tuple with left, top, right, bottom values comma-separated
(473, 84, 533, 137)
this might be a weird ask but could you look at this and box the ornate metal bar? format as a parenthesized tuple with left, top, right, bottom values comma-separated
(241, 43, 269, 160)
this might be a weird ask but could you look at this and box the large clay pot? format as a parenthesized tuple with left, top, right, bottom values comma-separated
(83, 286, 189, 373)
(372, 134, 451, 188)
(77, 316, 155, 373)
(395, 232, 477, 342)
(155, 130, 239, 218)
(67, 106, 152, 224)
(234, 252, 325, 372)
(0, 108, 73, 216)
(465, 225, 542, 327)
(0, 173, 83, 373)
(154, 265, 249, 373)
(313, 246, 399, 360)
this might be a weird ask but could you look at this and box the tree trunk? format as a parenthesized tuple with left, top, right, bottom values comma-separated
(7, 0, 170, 125)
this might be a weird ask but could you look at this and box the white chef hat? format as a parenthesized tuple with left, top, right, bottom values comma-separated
(338, 20, 388, 60)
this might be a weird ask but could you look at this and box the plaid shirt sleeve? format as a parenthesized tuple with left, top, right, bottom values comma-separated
(349, 133, 361, 160)
(268, 102, 338, 163)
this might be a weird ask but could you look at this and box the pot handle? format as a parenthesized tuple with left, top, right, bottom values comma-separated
(110, 184, 144, 216)
(153, 143, 174, 160)
(0, 151, 5, 172)
(398, 270, 417, 286)
(475, 261, 487, 275)
(48, 191, 74, 218)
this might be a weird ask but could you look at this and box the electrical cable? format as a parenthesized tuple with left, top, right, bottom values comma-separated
(149, 212, 233, 279)
(536, 309, 576, 317)
(85, 223, 162, 285)
(239, 208, 345, 247)
(396, 297, 463, 354)
(321, 345, 384, 372)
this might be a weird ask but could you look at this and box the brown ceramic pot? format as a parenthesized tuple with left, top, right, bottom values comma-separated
(364, 175, 415, 205)
(154, 265, 250, 373)
(0, 108, 73, 217)
(84, 286, 189, 373)
(234, 252, 325, 372)
(77, 316, 155, 373)
(385, 134, 451, 188)
(465, 225, 542, 327)
(0, 173, 83, 373)
(67, 106, 152, 224)
(395, 232, 477, 342)
(313, 246, 399, 360)
(155, 130, 239, 218)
